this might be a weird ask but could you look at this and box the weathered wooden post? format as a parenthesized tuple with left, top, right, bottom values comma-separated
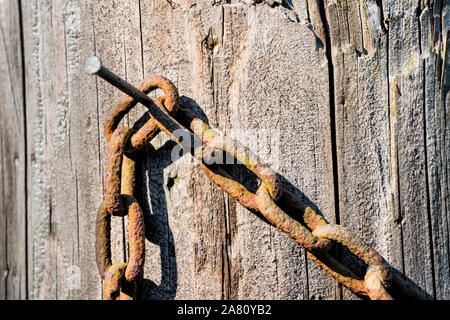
(0, 0, 448, 300)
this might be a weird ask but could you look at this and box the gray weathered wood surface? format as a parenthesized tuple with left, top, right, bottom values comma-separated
(0, 0, 26, 300)
(0, 0, 448, 299)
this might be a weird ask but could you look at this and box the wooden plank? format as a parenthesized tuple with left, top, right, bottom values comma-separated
(324, 0, 449, 299)
(0, 91, 4, 299)
(0, 105, 4, 299)
(91, 0, 145, 298)
(230, 5, 336, 300)
(137, 1, 336, 299)
(135, 1, 226, 299)
(0, 0, 27, 299)
(21, 0, 102, 299)
(323, 0, 399, 299)
(387, 0, 434, 297)
(419, 1, 450, 299)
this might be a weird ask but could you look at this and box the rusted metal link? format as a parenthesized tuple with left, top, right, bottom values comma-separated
(190, 119, 282, 201)
(121, 155, 145, 282)
(255, 186, 332, 251)
(103, 263, 127, 300)
(104, 76, 180, 153)
(96, 128, 135, 279)
(103, 262, 136, 300)
(96, 76, 179, 299)
(365, 266, 393, 300)
(312, 224, 392, 288)
(171, 111, 331, 252)
(312, 224, 393, 299)
(95, 204, 111, 279)
(95, 139, 146, 291)
(122, 195, 145, 282)
(96, 131, 146, 299)
(103, 127, 134, 216)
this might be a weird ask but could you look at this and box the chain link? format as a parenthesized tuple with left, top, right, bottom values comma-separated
(96, 76, 427, 300)
(96, 77, 179, 300)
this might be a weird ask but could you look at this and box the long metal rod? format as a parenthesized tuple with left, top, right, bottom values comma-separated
(84, 56, 202, 153)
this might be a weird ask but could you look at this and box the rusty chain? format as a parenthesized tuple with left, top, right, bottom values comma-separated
(96, 77, 179, 300)
(90, 59, 427, 300)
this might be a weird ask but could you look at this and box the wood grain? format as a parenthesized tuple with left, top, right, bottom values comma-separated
(0, 0, 448, 299)
(21, 0, 101, 299)
(323, 0, 449, 299)
(0, 0, 27, 299)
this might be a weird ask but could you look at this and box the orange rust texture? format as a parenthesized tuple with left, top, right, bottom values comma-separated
(99, 76, 181, 299)
(103, 263, 127, 300)
(123, 196, 145, 283)
(104, 76, 180, 143)
(95, 204, 111, 279)
(121, 155, 145, 283)
(200, 163, 260, 211)
(103, 127, 133, 216)
(312, 224, 392, 287)
(365, 267, 393, 300)
(306, 252, 368, 296)
(128, 96, 165, 152)
(190, 118, 282, 201)
(255, 186, 331, 252)
(103, 262, 136, 300)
